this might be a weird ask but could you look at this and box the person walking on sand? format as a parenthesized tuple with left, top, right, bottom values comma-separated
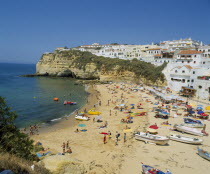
(110, 110, 112, 116)
(124, 133, 126, 143)
(108, 131, 111, 139)
(93, 117, 95, 122)
(61, 142, 66, 154)
(103, 135, 106, 144)
(115, 138, 118, 146)
(66, 140, 69, 149)
(99, 100, 101, 106)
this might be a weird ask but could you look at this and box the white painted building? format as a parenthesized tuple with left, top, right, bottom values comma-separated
(198, 45, 210, 58)
(160, 38, 202, 52)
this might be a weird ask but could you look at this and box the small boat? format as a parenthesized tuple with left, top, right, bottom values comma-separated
(169, 134, 203, 145)
(181, 123, 204, 128)
(75, 113, 89, 121)
(184, 118, 204, 127)
(174, 124, 206, 136)
(142, 164, 169, 174)
(197, 147, 210, 161)
(135, 132, 169, 145)
(64, 101, 77, 105)
(88, 109, 101, 115)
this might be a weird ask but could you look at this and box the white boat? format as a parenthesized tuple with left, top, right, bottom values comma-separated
(174, 124, 205, 136)
(169, 134, 203, 145)
(181, 123, 204, 128)
(135, 132, 169, 145)
(75, 113, 89, 121)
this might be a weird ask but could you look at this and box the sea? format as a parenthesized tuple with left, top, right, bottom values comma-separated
(0, 63, 87, 128)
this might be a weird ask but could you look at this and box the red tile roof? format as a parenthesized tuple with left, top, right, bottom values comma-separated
(178, 50, 203, 55)
(184, 65, 193, 69)
(154, 54, 162, 57)
(148, 48, 161, 50)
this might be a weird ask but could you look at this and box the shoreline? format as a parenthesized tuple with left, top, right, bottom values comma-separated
(28, 84, 98, 136)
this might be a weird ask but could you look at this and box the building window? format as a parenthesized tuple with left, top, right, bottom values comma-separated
(203, 62, 206, 64)
(194, 55, 197, 57)
(198, 85, 202, 89)
(175, 70, 178, 73)
(182, 61, 184, 63)
(182, 70, 185, 73)
(182, 79, 185, 83)
(194, 61, 196, 64)
(191, 79, 194, 82)
(187, 80, 190, 82)
(193, 71, 195, 74)
(187, 61, 190, 63)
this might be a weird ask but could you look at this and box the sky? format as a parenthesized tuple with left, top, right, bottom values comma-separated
(0, 0, 210, 64)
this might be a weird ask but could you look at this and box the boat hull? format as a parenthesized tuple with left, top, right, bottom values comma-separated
(169, 134, 203, 145)
(174, 124, 204, 136)
(135, 133, 169, 145)
(197, 147, 210, 161)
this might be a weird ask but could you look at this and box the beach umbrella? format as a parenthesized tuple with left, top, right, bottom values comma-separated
(100, 132, 108, 135)
(200, 113, 209, 117)
(78, 124, 86, 127)
(149, 125, 159, 129)
(197, 105, 204, 107)
(205, 106, 210, 110)
(188, 110, 195, 114)
(197, 111, 204, 115)
(130, 104, 135, 106)
(119, 104, 125, 107)
(197, 107, 203, 110)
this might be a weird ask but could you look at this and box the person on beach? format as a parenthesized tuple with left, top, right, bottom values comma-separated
(66, 141, 69, 149)
(116, 131, 118, 141)
(115, 138, 118, 146)
(93, 117, 95, 122)
(124, 133, 126, 143)
(84, 108, 87, 113)
(110, 110, 112, 116)
(108, 131, 111, 139)
(103, 135, 106, 144)
(99, 100, 101, 106)
(66, 147, 72, 154)
(115, 111, 117, 116)
(108, 100, 109, 106)
(61, 142, 66, 154)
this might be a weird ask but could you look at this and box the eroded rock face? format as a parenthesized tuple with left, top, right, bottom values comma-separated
(36, 51, 136, 81)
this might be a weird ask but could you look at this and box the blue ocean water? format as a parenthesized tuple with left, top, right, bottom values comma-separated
(0, 63, 87, 128)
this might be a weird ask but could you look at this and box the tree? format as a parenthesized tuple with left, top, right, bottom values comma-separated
(0, 97, 36, 161)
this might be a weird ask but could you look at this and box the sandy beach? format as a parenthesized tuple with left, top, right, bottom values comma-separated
(32, 83, 210, 174)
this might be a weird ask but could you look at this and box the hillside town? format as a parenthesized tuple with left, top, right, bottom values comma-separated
(51, 38, 210, 102)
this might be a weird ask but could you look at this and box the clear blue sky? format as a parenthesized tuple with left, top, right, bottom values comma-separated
(0, 0, 210, 64)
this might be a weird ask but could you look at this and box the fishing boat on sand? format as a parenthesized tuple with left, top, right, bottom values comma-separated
(135, 132, 169, 145)
(183, 118, 204, 128)
(75, 113, 90, 121)
(169, 134, 203, 145)
(197, 147, 210, 161)
(142, 163, 171, 174)
(173, 124, 207, 136)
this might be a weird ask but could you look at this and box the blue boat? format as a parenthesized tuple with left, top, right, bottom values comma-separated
(184, 118, 202, 124)
(142, 164, 171, 174)
(197, 147, 210, 161)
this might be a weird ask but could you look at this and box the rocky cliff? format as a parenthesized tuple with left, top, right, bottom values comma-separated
(36, 50, 166, 83)
(36, 50, 136, 81)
